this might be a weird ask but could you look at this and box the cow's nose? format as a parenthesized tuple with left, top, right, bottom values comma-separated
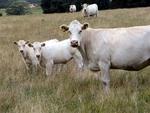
(71, 40, 78, 47)
(20, 50, 23, 53)
(36, 55, 40, 59)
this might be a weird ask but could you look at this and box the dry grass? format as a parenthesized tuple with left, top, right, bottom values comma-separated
(0, 7, 150, 113)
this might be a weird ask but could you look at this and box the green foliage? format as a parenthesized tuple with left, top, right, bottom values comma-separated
(0, 0, 12, 8)
(26, 0, 41, 4)
(6, 1, 31, 15)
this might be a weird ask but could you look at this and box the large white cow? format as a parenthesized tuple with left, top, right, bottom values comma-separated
(28, 39, 83, 76)
(60, 20, 150, 93)
(69, 5, 76, 13)
(82, 3, 98, 17)
(14, 40, 40, 70)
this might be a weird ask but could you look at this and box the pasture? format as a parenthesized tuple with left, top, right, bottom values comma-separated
(0, 7, 150, 113)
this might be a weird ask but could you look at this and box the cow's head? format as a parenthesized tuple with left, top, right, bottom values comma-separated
(28, 42, 45, 60)
(81, 3, 88, 8)
(14, 40, 29, 56)
(60, 20, 88, 48)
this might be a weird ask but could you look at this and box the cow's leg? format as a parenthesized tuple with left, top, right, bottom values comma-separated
(46, 60, 53, 76)
(22, 58, 29, 71)
(96, 11, 98, 17)
(99, 61, 110, 94)
(95, 13, 97, 17)
(73, 52, 83, 71)
(57, 64, 63, 73)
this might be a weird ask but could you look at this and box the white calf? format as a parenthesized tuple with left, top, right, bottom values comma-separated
(28, 39, 83, 76)
(69, 5, 76, 13)
(14, 40, 39, 70)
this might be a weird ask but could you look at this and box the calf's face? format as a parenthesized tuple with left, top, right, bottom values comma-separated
(28, 42, 45, 60)
(14, 40, 29, 56)
(70, 5, 73, 11)
(60, 20, 88, 48)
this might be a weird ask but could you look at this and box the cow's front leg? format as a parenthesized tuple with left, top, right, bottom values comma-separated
(46, 60, 53, 76)
(73, 51, 84, 71)
(99, 61, 110, 94)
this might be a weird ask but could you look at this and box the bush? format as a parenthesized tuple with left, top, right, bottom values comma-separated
(6, 1, 31, 15)
(0, 13, 2, 16)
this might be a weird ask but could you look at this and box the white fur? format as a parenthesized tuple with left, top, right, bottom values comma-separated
(60, 20, 150, 94)
(14, 40, 39, 70)
(82, 3, 98, 17)
(69, 5, 76, 13)
(31, 39, 83, 76)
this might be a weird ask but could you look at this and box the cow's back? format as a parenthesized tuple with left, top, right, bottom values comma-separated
(80, 26, 150, 71)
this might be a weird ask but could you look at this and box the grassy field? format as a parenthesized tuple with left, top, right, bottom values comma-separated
(0, 7, 150, 113)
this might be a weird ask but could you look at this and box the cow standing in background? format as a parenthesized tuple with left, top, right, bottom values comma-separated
(60, 20, 150, 94)
(82, 3, 98, 17)
(69, 5, 76, 13)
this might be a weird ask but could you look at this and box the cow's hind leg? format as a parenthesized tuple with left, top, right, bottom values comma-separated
(46, 60, 53, 76)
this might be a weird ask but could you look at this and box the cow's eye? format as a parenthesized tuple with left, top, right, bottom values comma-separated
(79, 30, 82, 34)
(23, 45, 25, 47)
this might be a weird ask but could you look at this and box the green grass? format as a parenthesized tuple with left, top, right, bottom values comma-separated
(0, 7, 150, 113)
(30, 7, 43, 15)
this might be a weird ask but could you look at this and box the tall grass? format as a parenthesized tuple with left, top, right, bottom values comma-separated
(0, 7, 150, 113)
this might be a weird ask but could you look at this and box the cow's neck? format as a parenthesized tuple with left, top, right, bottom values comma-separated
(78, 39, 91, 66)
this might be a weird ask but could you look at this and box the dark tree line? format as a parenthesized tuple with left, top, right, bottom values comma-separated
(1, 0, 149, 14)
(0, 0, 41, 9)
(26, 0, 41, 4)
(0, 0, 13, 8)
(40, 0, 150, 13)
(111, 0, 150, 8)
(41, 0, 109, 13)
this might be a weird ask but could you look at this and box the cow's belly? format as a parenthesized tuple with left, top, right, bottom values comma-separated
(53, 56, 73, 64)
(53, 58, 72, 64)
(45, 50, 73, 64)
(111, 57, 150, 71)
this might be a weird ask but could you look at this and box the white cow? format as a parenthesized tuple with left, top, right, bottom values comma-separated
(14, 40, 39, 70)
(82, 3, 98, 17)
(60, 20, 150, 94)
(69, 5, 76, 13)
(28, 39, 83, 76)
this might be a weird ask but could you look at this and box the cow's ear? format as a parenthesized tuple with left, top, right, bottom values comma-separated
(28, 43, 33, 47)
(25, 41, 29, 44)
(60, 24, 69, 32)
(14, 41, 17, 45)
(82, 23, 89, 30)
(41, 43, 45, 47)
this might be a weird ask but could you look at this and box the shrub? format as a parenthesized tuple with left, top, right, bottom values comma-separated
(0, 13, 2, 16)
(6, 1, 31, 15)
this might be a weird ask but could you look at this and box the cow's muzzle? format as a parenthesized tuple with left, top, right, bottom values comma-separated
(71, 40, 78, 48)
(36, 55, 40, 59)
(20, 50, 24, 55)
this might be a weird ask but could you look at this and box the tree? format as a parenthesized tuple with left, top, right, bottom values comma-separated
(26, 0, 41, 4)
(0, 0, 13, 8)
(41, 0, 80, 13)
(6, 1, 31, 15)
